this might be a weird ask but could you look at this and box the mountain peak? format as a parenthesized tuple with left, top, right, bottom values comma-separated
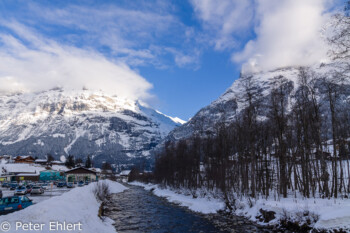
(0, 89, 181, 166)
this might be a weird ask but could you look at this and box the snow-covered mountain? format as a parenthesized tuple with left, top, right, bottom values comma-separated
(0, 88, 183, 165)
(166, 61, 350, 142)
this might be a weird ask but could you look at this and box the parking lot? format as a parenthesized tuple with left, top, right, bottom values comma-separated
(2, 185, 71, 205)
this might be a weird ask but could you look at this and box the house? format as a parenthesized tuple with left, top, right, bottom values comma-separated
(100, 169, 114, 179)
(89, 168, 101, 177)
(35, 159, 48, 165)
(0, 163, 46, 182)
(15, 172, 40, 182)
(14, 156, 35, 164)
(65, 167, 98, 182)
(119, 170, 131, 177)
(51, 160, 65, 166)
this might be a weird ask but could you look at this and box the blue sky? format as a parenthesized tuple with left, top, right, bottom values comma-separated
(0, 0, 344, 120)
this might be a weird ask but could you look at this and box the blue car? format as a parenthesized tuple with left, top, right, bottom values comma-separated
(57, 182, 65, 188)
(9, 183, 17, 190)
(0, 196, 33, 215)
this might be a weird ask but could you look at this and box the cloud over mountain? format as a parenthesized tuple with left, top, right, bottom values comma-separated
(191, 0, 336, 73)
(0, 21, 153, 101)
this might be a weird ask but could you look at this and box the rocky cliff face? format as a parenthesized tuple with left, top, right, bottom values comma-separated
(0, 88, 182, 165)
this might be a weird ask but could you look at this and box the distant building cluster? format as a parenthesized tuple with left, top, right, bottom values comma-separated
(0, 155, 132, 183)
(0, 155, 100, 183)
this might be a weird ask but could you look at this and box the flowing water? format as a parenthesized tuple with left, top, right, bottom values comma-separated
(105, 185, 272, 233)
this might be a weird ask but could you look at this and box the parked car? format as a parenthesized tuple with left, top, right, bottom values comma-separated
(31, 186, 44, 195)
(67, 182, 74, 188)
(0, 196, 33, 214)
(41, 183, 49, 190)
(25, 185, 32, 194)
(57, 182, 65, 188)
(1, 183, 9, 188)
(84, 181, 89, 185)
(14, 186, 27, 195)
(78, 181, 84, 187)
(10, 183, 17, 190)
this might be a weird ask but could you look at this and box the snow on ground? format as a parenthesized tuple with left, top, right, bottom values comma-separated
(131, 182, 350, 231)
(1, 180, 127, 233)
(234, 195, 350, 231)
(130, 182, 225, 214)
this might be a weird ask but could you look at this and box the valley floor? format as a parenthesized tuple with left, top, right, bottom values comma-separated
(130, 182, 350, 232)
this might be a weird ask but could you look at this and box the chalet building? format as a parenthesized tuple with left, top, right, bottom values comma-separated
(90, 168, 101, 177)
(51, 160, 65, 166)
(0, 172, 40, 182)
(100, 169, 114, 179)
(35, 159, 48, 165)
(15, 172, 40, 182)
(119, 170, 131, 177)
(65, 167, 98, 182)
(14, 156, 35, 164)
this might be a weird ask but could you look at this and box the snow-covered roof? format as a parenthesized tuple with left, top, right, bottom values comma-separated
(51, 165, 69, 171)
(65, 167, 97, 174)
(16, 173, 39, 176)
(15, 156, 34, 159)
(0, 163, 46, 175)
(35, 159, 47, 162)
(90, 168, 101, 173)
(120, 170, 131, 175)
(52, 160, 64, 163)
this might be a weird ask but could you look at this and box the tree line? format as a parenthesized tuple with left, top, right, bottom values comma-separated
(120, 6, 350, 201)
(152, 68, 350, 200)
(64, 155, 93, 169)
(148, 6, 350, 201)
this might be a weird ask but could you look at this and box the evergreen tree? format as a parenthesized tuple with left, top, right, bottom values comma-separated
(85, 155, 92, 168)
(65, 155, 75, 168)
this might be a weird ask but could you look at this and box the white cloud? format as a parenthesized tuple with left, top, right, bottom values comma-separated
(26, 2, 199, 69)
(0, 22, 153, 101)
(233, 0, 333, 73)
(164, 47, 201, 69)
(190, 0, 254, 50)
(191, 0, 336, 73)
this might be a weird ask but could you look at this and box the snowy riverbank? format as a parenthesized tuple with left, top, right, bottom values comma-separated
(130, 182, 350, 232)
(0, 180, 127, 233)
(235, 194, 350, 231)
(130, 182, 225, 214)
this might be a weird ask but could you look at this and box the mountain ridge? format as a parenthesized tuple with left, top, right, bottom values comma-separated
(0, 88, 183, 166)
(164, 61, 350, 143)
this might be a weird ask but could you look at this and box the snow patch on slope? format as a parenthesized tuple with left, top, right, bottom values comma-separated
(0, 88, 181, 159)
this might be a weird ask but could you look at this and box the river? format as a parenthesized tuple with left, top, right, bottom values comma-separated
(105, 184, 273, 233)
